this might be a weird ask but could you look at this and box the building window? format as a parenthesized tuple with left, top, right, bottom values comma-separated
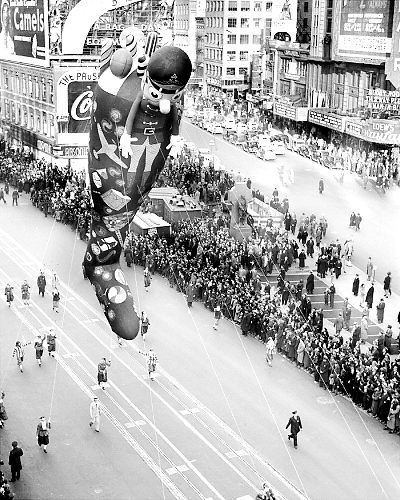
(239, 50, 248, 61)
(240, 34, 249, 44)
(227, 34, 236, 44)
(252, 34, 261, 44)
(228, 0, 237, 11)
(327, 17, 332, 33)
(42, 78, 46, 101)
(28, 76, 33, 98)
(241, 1, 250, 11)
(281, 58, 290, 73)
(228, 18, 237, 28)
(298, 61, 307, 77)
(3, 69, 8, 90)
(254, 18, 261, 28)
(265, 1, 272, 11)
(226, 68, 235, 76)
(239, 67, 247, 76)
(29, 108, 34, 129)
(22, 75, 27, 95)
(227, 50, 236, 61)
(50, 115, 55, 137)
(254, 1, 261, 11)
(36, 113, 41, 133)
(35, 77, 40, 100)
(241, 18, 249, 28)
(265, 19, 272, 38)
(304, 1, 309, 13)
(49, 79, 54, 104)
(303, 18, 308, 28)
(281, 81, 290, 96)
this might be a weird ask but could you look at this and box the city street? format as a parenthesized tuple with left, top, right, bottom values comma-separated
(0, 188, 400, 500)
(180, 119, 400, 296)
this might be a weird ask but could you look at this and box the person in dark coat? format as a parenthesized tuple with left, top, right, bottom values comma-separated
(240, 311, 252, 336)
(306, 271, 314, 294)
(124, 246, 133, 267)
(383, 272, 392, 298)
(334, 259, 342, 279)
(9, 441, 23, 481)
(37, 271, 46, 297)
(286, 410, 302, 449)
(298, 249, 306, 268)
(366, 284, 374, 309)
(319, 356, 330, 388)
(352, 274, 360, 296)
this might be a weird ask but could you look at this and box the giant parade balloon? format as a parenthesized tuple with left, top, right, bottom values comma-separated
(83, 29, 192, 340)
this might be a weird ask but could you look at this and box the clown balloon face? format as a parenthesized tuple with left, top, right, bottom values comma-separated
(142, 73, 184, 114)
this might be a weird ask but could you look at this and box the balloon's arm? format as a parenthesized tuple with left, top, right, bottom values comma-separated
(124, 90, 144, 137)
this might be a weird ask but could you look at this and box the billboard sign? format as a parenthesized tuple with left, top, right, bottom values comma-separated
(271, 0, 297, 42)
(365, 89, 400, 113)
(386, 0, 400, 88)
(0, 0, 49, 65)
(55, 67, 98, 136)
(336, 0, 392, 61)
(308, 109, 346, 132)
(345, 118, 400, 144)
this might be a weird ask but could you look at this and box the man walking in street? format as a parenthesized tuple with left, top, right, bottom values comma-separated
(286, 410, 302, 449)
(8, 441, 23, 482)
(89, 397, 101, 433)
(12, 189, 19, 206)
(37, 271, 46, 297)
(383, 272, 392, 298)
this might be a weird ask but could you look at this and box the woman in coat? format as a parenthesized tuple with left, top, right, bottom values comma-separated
(4, 284, 14, 307)
(365, 284, 374, 309)
(360, 315, 368, 343)
(386, 399, 400, 433)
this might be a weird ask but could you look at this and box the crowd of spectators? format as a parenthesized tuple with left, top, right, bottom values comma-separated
(1, 141, 399, 438)
(0, 462, 13, 499)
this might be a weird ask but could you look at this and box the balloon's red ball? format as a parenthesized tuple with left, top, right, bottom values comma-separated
(110, 49, 133, 78)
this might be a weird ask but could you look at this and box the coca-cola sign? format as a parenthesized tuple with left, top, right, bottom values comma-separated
(67, 81, 96, 133)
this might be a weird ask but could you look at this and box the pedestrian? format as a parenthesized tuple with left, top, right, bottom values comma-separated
(139, 348, 158, 380)
(140, 311, 150, 342)
(352, 274, 360, 296)
(37, 271, 46, 297)
(36, 416, 51, 453)
(89, 396, 101, 433)
(97, 358, 111, 389)
(185, 282, 194, 307)
(144, 268, 151, 291)
(359, 283, 366, 306)
(376, 298, 385, 324)
(366, 257, 373, 281)
(0, 187, 6, 204)
(286, 410, 302, 449)
(0, 392, 8, 428)
(354, 213, 362, 231)
(306, 271, 314, 294)
(366, 284, 374, 309)
(8, 441, 23, 482)
(384, 325, 393, 354)
(351, 322, 361, 349)
(383, 272, 392, 298)
(265, 336, 275, 367)
(329, 283, 335, 308)
(360, 315, 368, 343)
(344, 304, 352, 330)
(21, 280, 30, 306)
(46, 329, 56, 357)
(213, 304, 222, 330)
(318, 178, 324, 194)
(12, 341, 31, 373)
(52, 288, 60, 312)
(34, 334, 45, 367)
(4, 284, 14, 307)
(334, 258, 342, 279)
(12, 189, 19, 206)
(333, 312, 344, 336)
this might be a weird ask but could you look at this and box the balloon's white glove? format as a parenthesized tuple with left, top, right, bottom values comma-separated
(120, 132, 132, 158)
(166, 135, 184, 158)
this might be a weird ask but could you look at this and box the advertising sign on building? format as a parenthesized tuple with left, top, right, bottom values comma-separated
(274, 102, 308, 121)
(271, 0, 297, 42)
(0, 0, 49, 66)
(345, 119, 400, 144)
(335, 0, 392, 62)
(55, 67, 98, 136)
(365, 89, 400, 113)
(308, 109, 345, 132)
(386, 0, 400, 89)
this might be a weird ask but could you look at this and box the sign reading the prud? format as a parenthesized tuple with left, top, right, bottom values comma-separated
(308, 110, 345, 132)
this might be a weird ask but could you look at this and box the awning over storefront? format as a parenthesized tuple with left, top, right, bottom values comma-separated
(308, 109, 346, 132)
(274, 101, 309, 121)
(344, 119, 400, 145)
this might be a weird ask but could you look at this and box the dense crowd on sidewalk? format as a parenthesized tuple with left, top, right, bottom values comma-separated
(1, 142, 400, 438)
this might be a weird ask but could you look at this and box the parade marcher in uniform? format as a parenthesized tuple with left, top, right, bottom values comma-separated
(46, 329, 56, 357)
(140, 311, 150, 342)
(213, 304, 222, 330)
(265, 337, 275, 367)
(4, 284, 13, 307)
(12, 341, 31, 373)
(8, 441, 23, 482)
(89, 397, 101, 433)
(144, 268, 152, 291)
(36, 417, 51, 453)
(21, 280, 30, 306)
(37, 271, 46, 297)
(34, 334, 45, 367)
(286, 410, 302, 449)
(52, 288, 60, 312)
(139, 348, 158, 380)
(97, 358, 111, 389)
